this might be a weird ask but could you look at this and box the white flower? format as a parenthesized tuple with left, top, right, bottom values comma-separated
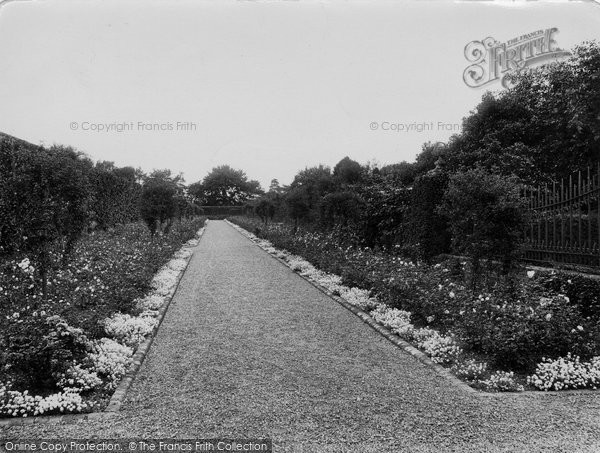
(545, 313, 552, 321)
(88, 338, 134, 389)
(57, 364, 102, 392)
(527, 270, 535, 279)
(482, 371, 524, 392)
(339, 286, 378, 310)
(528, 354, 600, 391)
(104, 313, 157, 348)
(420, 333, 462, 364)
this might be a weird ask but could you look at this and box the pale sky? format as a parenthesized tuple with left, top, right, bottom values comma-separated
(0, 0, 599, 189)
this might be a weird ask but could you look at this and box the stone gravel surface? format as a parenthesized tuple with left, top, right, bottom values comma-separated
(2, 220, 600, 452)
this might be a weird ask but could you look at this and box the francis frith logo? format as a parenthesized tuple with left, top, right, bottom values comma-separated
(463, 28, 571, 89)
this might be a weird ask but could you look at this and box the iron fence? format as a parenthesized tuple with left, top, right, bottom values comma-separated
(523, 163, 600, 267)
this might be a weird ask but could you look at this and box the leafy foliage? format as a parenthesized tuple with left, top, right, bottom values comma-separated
(231, 216, 600, 375)
(333, 156, 362, 185)
(190, 165, 262, 206)
(90, 163, 142, 230)
(441, 41, 600, 184)
(0, 218, 204, 395)
(0, 139, 91, 298)
(403, 172, 451, 262)
(254, 199, 276, 225)
(439, 168, 528, 276)
(140, 180, 177, 237)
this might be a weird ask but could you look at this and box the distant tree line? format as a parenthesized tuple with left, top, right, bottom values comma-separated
(247, 41, 600, 274)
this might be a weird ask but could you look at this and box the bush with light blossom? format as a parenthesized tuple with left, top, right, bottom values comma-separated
(104, 313, 158, 348)
(527, 354, 600, 391)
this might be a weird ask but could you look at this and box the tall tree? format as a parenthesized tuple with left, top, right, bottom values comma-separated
(268, 178, 284, 194)
(333, 156, 363, 185)
(190, 165, 262, 206)
(440, 41, 600, 184)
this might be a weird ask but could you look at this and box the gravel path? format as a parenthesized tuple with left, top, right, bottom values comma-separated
(2, 220, 600, 452)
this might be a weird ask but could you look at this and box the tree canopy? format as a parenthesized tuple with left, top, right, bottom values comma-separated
(439, 41, 600, 184)
(190, 165, 262, 206)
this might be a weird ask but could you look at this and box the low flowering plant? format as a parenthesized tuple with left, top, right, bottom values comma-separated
(0, 383, 88, 417)
(480, 371, 524, 392)
(527, 354, 600, 391)
(419, 333, 462, 364)
(136, 294, 166, 311)
(370, 305, 414, 338)
(87, 338, 134, 389)
(57, 363, 102, 392)
(151, 268, 179, 297)
(451, 359, 488, 381)
(339, 286, 379, 311)
(228, 217, 600, 393)
(104, 313, 158, 348)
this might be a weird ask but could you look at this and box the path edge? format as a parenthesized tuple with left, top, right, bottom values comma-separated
(225, 220, 600, 400)
(104, 227, 205, 412)
(0, 224, 207, 428)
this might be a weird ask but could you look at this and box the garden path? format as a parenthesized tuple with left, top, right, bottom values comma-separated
(2, 220, 600, 452)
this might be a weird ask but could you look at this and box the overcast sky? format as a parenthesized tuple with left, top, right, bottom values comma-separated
(0, 0, 599, 189)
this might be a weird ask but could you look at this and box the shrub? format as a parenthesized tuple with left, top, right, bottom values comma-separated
(480, 371, 524, 392)
(356, 178, 410, 250)
(90, 163, 142, 230)
(439, 168, 528, 278)
(0, 218, 202, 397)
(419, 333, 462, 364)
(318, 191, 364, 232)
(140, 180, 177, 237)
(451, 359, 488, 381)
(536, 272, 600, 318)
(403, 172, 451, 262)
(452, 291, 592, 372)
(255, 199, 276, 225)
(0, 315, 91, 391)
(527, 354, 600, 391)
(230, 216, 600, 382)
(0, 141, 91, 299)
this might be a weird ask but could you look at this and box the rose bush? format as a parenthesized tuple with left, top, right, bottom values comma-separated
(230, 216, 600, 389)
(0, 218, 205, 417)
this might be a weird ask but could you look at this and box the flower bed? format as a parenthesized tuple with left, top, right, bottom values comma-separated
(229, 217, 600, 392)
(0, 218, 206, 417)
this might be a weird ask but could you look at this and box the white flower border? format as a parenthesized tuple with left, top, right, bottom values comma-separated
(226, 220, 529, 392)
(0, 221, 207, 418)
